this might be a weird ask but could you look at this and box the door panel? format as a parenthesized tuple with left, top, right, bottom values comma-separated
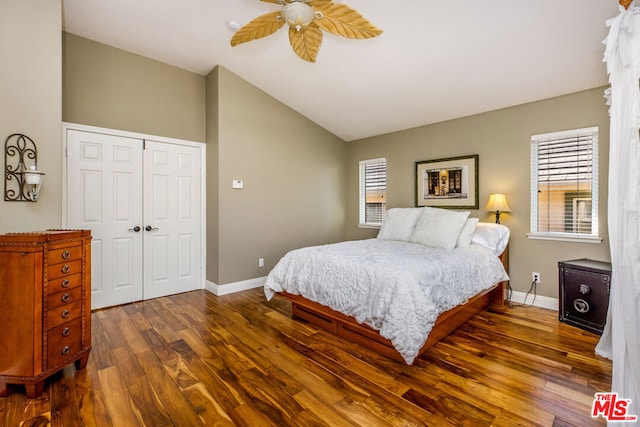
(143, 140, 201, 300)
(81, 170, 102, 222)
(66, 130, 144, 309)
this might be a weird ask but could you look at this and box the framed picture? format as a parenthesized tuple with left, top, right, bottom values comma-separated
(415, 154, 479, 209)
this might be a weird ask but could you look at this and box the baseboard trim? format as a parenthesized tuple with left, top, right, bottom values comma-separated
(508, 290, 558, 311)
(205, 277, 266, 296)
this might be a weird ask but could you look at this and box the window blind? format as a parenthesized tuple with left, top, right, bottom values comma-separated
(359, 158, 387, 226)
(531, 127, 598, 237)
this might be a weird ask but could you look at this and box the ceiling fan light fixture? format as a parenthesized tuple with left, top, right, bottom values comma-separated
(280, 1, 316, 31)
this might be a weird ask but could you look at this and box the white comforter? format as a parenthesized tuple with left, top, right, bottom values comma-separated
(264, 239, 509, 364)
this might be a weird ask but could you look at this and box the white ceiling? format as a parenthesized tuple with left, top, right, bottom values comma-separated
(61, 0, 620, 142)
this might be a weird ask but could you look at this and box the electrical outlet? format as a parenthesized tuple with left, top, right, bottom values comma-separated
(532, 272, 541, 284)
(258, 258, 264, 268)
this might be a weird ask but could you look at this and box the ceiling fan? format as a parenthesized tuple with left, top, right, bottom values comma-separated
(230, 0, 383, 62)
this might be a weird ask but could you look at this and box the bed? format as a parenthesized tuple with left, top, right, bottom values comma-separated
(264, 207, 510, 365)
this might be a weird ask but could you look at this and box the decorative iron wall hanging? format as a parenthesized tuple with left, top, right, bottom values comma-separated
(4, 133, 45, 201)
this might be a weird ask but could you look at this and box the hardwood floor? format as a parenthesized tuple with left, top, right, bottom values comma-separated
(0, 288, 611, 426)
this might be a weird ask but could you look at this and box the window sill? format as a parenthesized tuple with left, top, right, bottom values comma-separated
(527, 233, 603, 244)
(358, 223, 381, 229)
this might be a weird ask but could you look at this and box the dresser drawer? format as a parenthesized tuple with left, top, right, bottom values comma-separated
(47, 286, 82, 312)
(47, 318, 82, 368)
(48, 273, 82, 293)
(46, 299, 82, 329)
(47, 246, 82, 265)
(47, 259, 82, 280)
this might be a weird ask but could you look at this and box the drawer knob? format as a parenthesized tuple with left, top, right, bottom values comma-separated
(62, 327, 71, 337)
(61, 293, 70, 303)
(62, 250, 71, 259)
(579, 284, 591, 295)
(573, 298, 590, 314)
(62, 346, 70, 356)
(61, 279, 70, 288)
(61, 265, 70, 274)
(61, 310, 70, 319)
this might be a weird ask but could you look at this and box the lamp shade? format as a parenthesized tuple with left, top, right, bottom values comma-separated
(281, 2, 316, 31)
(24, 165, 45, 185)
(485, 193, 511, 212)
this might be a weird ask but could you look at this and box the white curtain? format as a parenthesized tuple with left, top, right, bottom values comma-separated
(596, 1, 640, 422)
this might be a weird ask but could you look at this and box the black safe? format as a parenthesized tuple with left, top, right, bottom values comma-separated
(558, 259, 611, 335)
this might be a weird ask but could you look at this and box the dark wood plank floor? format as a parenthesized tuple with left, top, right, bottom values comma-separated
(0, 288, 611, 426)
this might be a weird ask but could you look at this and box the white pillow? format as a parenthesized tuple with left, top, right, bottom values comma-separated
(409, 207, 470, 250)
(377, 207, 424, 242)
(471, 222, 510, 255)
(456, 217, 479, 249)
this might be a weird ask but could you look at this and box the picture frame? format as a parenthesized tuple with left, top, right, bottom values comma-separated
(415, 154, 479, 209)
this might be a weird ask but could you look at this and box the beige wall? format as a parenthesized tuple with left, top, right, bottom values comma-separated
(0, 1, 62, 233)
(346, 87, 611, 299)
(62, 33, 206, 142)
(209, 67, 347, 285)
(206, 68, 220, 281)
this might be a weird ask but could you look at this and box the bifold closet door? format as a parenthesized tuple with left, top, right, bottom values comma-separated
(66, 130, 202, 309)
(66, 130, 144, 309)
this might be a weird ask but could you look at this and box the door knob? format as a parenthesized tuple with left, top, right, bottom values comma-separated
(145, 225, 159, 232)
(128, 226, 141, 232)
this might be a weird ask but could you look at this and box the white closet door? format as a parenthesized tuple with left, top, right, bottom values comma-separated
(66, 130, 144, 309)
(143, 140, 202, 299)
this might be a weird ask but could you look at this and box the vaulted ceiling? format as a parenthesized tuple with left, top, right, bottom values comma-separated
(62, 0, 620, 141)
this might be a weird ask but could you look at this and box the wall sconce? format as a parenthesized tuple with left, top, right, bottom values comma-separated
(486, 193, 511, 224)
(4, 134, 46, 202)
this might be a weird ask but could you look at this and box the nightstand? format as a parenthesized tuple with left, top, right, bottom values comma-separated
(558, 259, 611, 335)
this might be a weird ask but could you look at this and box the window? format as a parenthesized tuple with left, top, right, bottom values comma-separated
(359, 158, 386, 227)
(529, 127, 600, 242)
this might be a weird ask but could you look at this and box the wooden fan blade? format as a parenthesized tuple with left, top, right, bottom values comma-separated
(230, 11, 285, 46)
(314, 3, 382, 39)
(289, 24, 323, 62)
(260, 0, 281, 3)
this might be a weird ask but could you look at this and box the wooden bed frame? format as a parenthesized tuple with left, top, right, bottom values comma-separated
(277, 247, 509, 364)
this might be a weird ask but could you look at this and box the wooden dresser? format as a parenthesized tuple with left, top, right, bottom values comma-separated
(0, 229, 92, 398)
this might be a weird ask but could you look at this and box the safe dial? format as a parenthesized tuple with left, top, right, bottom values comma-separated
(573, 298, 590, 314)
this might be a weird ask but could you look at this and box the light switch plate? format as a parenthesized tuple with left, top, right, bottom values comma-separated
(232, 179, 243, 189)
